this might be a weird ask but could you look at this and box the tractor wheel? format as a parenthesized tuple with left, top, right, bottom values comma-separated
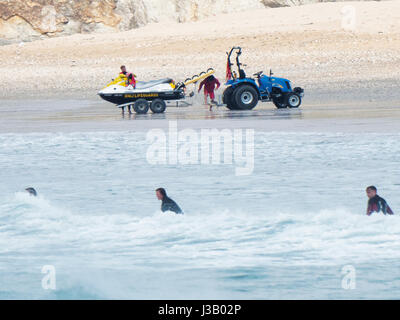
(286, 93, 302, 108)
(223, 87, 238, 110)
(134, 99, 150, 114)
(233, 85, 258, 110)
(150, 99, 166, 113)
(272, 94, 287, 109)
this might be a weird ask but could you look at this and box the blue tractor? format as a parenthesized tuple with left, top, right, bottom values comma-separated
(223, 47, 304, 110)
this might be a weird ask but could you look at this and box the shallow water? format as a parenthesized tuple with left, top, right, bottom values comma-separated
(1, 97, 400, 133)
(1, 131, 399, 299)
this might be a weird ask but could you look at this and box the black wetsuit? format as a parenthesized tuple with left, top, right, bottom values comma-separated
(367, 195, 394, 215)
(161, 196, 183, 214)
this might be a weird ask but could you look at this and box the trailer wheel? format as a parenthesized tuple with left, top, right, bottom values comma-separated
(233, 85, 258, 110)
(223, 87, 238, 110)
(150, 99, 166, 113)
(134, 99, 149, 114)
(287, 93, 301, 108)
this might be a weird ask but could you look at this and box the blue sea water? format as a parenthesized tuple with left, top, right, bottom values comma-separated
(0, 131, 399, 299)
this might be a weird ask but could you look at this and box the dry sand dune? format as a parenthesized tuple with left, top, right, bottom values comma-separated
(0, 1, 399, 99)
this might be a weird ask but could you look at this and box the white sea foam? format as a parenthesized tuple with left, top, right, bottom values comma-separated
(1, 131, 399, 298)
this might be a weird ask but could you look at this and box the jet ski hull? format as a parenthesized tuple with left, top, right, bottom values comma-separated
(99, 90, 185, 105)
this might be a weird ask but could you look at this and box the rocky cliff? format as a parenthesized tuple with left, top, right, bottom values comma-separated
(0, 0, 381, 44)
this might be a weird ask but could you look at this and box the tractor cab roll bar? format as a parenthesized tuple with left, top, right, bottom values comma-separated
(226, 46, 246, 80)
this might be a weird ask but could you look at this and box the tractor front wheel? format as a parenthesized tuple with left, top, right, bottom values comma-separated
(233, 85, 258, 110)
(286, 93, 302, 108)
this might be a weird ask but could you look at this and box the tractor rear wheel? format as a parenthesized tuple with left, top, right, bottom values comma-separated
(233, 85, 258, 110)
(223, 87, 238, 110)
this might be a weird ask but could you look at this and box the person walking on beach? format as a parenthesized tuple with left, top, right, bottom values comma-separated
(198, 75, 220, 110)
(366, 186, 394, 216)
(120, 65, 136, 88)
(156, 188, 183, 214)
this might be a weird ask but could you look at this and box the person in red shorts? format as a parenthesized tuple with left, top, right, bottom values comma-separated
(198, 75, 220, 109)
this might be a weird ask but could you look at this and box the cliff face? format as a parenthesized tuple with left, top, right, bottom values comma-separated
(0, 0, 378, 44)
(0, 0, 121, 44)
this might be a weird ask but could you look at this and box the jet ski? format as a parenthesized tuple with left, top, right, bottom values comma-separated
(98, 74, 185, 105)
(98, 69, 215, 114)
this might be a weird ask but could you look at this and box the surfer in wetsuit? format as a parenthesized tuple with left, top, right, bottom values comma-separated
(25, 187, 37, 197)
(366, 186, 394, 216)
(156, 188, 183, 214)
(120, 65, 136, 88)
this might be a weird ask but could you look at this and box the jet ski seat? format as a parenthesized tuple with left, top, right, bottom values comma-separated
(136, 78, 173, 89)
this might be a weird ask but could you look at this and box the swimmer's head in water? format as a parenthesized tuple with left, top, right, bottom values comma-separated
(25, 187, 37, 197)
(366, 186, 377, 199)
(156, 188, 166, 200)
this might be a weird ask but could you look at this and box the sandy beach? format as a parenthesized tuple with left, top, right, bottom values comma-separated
(0, 1, 399, 99)
(0, 1, 399, 131)
(0, 1, 399, 134)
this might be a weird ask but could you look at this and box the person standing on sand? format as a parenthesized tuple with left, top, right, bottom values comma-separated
(366, 186, 394, 216)
(198, 75, 220, 110)
(120, 65, 136, 88)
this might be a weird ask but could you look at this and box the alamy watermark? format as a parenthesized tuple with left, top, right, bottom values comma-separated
(341, 5, 357, 31)
(146, 121, 254, 176)
(341, 265, 356, 290)
(41, 265, 56, 290)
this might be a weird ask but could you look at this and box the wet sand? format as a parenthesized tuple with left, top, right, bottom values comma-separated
(1, 86, 400, 134)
